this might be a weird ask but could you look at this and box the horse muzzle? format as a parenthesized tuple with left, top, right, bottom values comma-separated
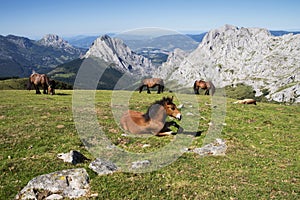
(176, 113, 182, 120)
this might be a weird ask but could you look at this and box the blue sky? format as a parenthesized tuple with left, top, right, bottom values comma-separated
(0, 0, 299, 39)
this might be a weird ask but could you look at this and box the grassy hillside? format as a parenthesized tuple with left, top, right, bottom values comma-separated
(48, 58, 129, 89)
(0, 90, 299, 199)
(0, 78, 72, 90)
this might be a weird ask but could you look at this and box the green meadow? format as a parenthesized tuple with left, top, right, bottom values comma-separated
(0, 89, 299, 199)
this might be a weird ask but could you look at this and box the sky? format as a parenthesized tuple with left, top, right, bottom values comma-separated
(0, 0, 299, 39)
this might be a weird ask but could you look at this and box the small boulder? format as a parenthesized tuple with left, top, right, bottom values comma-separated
(57, 150, 89, 165)
(89, 158, 118, 175)
(131, 160, 151, 169)
(189, 138, 227, 156)
(15, 168, 90, 199)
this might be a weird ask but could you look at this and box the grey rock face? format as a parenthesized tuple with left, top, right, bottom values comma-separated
(84, 35, 153, 77)
(38, 34, 83, 55)
(156, 24, 300, 102)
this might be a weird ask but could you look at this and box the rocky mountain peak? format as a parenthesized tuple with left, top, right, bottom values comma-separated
(158, 24, 300, 103)
(84, 35, 153, 76)
(38, 34, 83, 55)
(39, 34, 69, 48)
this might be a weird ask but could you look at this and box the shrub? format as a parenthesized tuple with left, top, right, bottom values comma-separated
(225, 83, 256, 100)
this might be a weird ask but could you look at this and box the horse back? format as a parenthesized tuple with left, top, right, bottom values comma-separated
(143, 78, 164, 87)
(121, 110, 149, 127)
(121, 110, 151, 134)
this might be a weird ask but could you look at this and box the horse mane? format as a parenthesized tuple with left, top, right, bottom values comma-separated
(143, 97, 173, 121)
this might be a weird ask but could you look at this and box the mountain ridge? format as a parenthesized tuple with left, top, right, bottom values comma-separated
(0, 34, 86, 78)
(156, 24, 300, 103)
(84, 34, 154, 77)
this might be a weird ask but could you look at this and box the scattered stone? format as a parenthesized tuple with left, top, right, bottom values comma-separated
(57, 150, 89, 165)
(90, 193, 99, 198)
(15, 168, 90, 200)
(188, 138, 227, 156)
(89, 158, 118, 175)
(186, 112, 194, 116)
(142, 144, 151, 148)
(177, 104, 184, 109)
(131, 160, 151, 169)
(56, 125, 64, 129)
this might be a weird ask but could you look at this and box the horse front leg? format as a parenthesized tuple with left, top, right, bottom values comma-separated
(139, 85, 144, 93)
(157, 85, 161, 94)
(194, 87, 199, 94)
(43, 84, 48, 94)
(34, 85, 41, 94)
(157, 121, 183, 136)
(205, 89, 209, 95)
(147, 86, 151, 94)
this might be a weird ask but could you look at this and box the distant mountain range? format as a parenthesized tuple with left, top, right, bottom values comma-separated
(1, 26, 299, 102)
(66, 33, 202, 51)
(65, 30, 300, 49)
(0, 34, 86, 78)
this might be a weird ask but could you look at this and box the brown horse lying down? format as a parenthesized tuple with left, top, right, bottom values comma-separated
(139, 78, 164, 94)
(233, 99, 257, 105)
(120, 97, 183, 136)
(193, 80, 215, 96)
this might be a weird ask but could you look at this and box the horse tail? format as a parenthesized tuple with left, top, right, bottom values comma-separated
(193, 81, 197, 90)
(27, 76, 32, 90)
(208, 81, 215, 96)
(44, 74, 50, 86)
(159, 78, 164, 93)
(193, 81, 199, 94)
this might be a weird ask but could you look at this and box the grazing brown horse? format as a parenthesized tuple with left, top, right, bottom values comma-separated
(120, 97, 183, 136)
(139, 78, 164, 94)
(193, 80, 215, 96)
(27, 73, 55, 95)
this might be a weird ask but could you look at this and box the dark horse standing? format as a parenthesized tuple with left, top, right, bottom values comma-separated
(193, 80, 215, 96)
(27, 73, 55, 95)
(139, 78, 164, 94)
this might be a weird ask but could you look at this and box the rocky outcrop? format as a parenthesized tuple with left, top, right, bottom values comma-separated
(15, 168, 90, 200)
(157, 24, 300, 103)
(153, 48, 189, 79)
(84, 35, 154, 77)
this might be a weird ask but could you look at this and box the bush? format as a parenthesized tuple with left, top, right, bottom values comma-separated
(225, 83, 256, 100)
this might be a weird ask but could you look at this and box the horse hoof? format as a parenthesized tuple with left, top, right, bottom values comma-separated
(177, 127, 184, 133)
